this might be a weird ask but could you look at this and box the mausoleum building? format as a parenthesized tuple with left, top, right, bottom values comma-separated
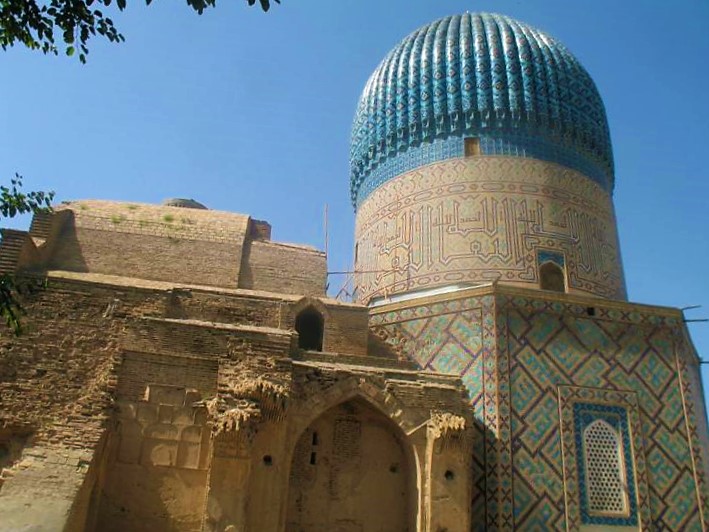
(0, 12, 708, 532)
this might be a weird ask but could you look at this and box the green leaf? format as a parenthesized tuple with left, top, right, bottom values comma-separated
(0, 0, 279, 65)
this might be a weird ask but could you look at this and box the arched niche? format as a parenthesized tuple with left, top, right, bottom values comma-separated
(539, 261, 566, 292)
(295, 307, 324, 351)
(285, 397, 417, 531)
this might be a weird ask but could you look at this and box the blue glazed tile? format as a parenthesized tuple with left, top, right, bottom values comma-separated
(538, 250, 565, 268)
(573, 403, 639, 527)
(350, 13, 614, 208)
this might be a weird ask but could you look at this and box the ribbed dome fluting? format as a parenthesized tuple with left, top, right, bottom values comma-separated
(350, 13, 613, 208)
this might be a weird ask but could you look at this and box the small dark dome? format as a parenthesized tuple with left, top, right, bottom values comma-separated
(350, 13, 614, 208)
(162, 198, 208, 210)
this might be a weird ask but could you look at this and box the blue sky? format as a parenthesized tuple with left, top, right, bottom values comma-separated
(2, 1, 709, 392)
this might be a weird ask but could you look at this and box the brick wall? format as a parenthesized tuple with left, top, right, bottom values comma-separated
(0, 280, 162, 448)
(0, 279, 162, 531)
(322, 306, 369, 355)
(239, 240, 326, 297)
(0, 262, 478, 531)
(164, 289, 283, 328)
(19, 201, 330, 298)
(280, 302, 370, 356)
(117, 352, 218, 402)
(49, 221, 243, 289)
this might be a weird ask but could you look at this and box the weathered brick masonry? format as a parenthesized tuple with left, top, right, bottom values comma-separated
(0, 200, 473, 532)
(3, 198, 706, 532)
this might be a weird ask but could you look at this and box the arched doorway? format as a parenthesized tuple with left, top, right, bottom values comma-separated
(286, 398, 414, 531)
(295, 307, 324, 351)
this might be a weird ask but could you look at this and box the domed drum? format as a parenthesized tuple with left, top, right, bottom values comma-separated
(351, 13, 626, 303)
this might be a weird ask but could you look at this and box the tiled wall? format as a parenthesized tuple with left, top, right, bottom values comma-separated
(355, 157, 626, 302)
(370, 288, 709, 530)
(350, 13, 614, 207)
(354, 131, 610, 208)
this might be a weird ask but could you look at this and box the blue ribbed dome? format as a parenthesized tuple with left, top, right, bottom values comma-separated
(350, 13, 614, 208)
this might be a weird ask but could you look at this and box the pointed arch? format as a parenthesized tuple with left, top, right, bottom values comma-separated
(292, 297, 329, 352)
(539, 261, 566, 292)
(285, 378, 421, 532)
(290, 374, 423, 440)
(291, 296, 329, 318)
(582, 419, 628, 515)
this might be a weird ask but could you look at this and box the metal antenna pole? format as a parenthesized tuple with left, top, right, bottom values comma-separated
(324, 203, 329, 258)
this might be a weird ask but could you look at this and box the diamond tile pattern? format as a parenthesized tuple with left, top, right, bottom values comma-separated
(371, 290, 708, 531)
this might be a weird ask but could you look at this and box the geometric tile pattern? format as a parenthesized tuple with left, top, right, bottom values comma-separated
(370, 293, 495, 531)
(561, 394, 648, 529)
(493, 295, 515, 531)
(675, 330, 709, 527)
(370, 294, 492, 422)
(505, 295, 704, 531)
(350, 13, 614, 207)
(370, 287, 709, 531)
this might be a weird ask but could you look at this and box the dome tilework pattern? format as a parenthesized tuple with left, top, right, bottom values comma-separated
(350, 13, 614, 208)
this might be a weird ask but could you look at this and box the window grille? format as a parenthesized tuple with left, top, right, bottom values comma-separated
(583, 419, 628, 515)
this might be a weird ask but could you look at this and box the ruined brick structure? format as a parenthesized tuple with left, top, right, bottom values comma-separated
(0, 200, 472, 531)
(2, 10, 709, 532)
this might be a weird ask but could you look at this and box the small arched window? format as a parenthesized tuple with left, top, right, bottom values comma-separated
(583, 420, 628, 516)
(539, 261, 566, 292)
(295, 307, 324, 351)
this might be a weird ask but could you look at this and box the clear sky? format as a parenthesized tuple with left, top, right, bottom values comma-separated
(2, 1, 709, 396)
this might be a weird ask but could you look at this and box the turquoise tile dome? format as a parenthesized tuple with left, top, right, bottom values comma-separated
(350, 13, 614, 208)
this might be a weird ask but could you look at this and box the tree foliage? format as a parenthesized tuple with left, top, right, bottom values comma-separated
(0, 175, 54, 335)
(0, 0, 280, 63)
(1, 174, 54, 218)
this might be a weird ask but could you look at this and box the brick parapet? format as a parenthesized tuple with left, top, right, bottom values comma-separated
(56, 200, 251, 244)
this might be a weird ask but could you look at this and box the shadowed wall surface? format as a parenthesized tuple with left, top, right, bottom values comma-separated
(286, 398, 413, 531)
